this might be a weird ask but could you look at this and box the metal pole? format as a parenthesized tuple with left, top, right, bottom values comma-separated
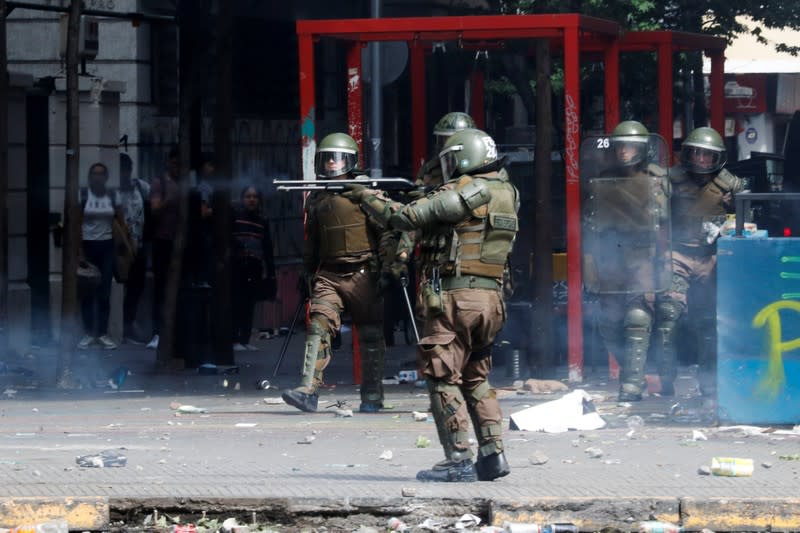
(369, 0, 382, 178)
(400, 275, 419, 344)
(273, 298, 306, 377)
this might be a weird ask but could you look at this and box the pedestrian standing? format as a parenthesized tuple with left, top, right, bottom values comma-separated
(118, 153, 151, 344)
(147, 146, 180, 350)
(78, 162, 125, 350)
(345, 128, 519, 482)
(231, 185, 276, 351)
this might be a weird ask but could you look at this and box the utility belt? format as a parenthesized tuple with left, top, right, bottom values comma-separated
(320, 261, 368, 274)
(422, 267, 501, 316)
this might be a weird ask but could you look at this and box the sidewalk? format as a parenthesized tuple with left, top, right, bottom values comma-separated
(0, 331, 798, 531)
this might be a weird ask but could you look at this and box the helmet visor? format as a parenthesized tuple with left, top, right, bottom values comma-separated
(681, 145, 726, 174)
(439, 144, 463, 181)
(315, 150, 357, 178)
(612, 137, 647, 167)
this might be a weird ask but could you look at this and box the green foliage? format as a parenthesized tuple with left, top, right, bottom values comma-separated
(487, 0, 800, 54)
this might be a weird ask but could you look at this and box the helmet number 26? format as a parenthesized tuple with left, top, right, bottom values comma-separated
(596, 138, 610, 149)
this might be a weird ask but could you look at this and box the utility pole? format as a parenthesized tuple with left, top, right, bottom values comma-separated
(369, 0, 382, 178)
(56, 0, 81, 386)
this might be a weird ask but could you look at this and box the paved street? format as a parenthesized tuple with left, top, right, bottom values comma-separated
(0, 331, 798, 531)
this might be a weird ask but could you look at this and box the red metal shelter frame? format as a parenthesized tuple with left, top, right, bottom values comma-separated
(295, 15, 726, 382)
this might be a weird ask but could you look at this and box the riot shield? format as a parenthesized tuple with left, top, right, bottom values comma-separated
(581, 133, 671, 294)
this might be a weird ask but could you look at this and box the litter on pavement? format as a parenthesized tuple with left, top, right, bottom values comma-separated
(509, 389, 606, 432)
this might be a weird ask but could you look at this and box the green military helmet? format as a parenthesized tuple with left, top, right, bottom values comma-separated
(433, 112, 476, 154)
(611, 120, 649, 168)
(681, 126, 727, 174)
(438, 128, 498, 181)
(315, 132, 359, 178)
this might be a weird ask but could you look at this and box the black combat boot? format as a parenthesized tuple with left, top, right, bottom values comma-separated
(618, 389, 643, 402)
(281, 389, 319, 412)
(475, 452, 510, 481)
(416, 459, 477, 483)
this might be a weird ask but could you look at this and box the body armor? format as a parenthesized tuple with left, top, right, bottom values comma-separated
(305, 192, 379, 267)
(418, 172, 519, 281)
(670, 167, 745, 246)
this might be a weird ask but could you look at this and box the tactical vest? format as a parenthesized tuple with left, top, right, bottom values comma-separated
(670, 167, 742, 246)
(311, 193, 378, 263)
(420, 172, 519, 280)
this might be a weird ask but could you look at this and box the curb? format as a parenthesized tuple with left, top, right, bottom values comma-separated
(0, 498, 109, 530)
(3, 496, 800, 531)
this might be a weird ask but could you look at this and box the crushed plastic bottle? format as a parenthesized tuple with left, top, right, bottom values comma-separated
(75, 449, 127, 468)
(711, 457, 754, 477)
(543, 523, 579, 533)
(626, 415, 644, 437)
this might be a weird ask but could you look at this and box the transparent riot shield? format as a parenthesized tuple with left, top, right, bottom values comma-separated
(581, 133, 671, 294)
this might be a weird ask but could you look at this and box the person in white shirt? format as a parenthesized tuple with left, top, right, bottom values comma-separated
(78, 162, 125, 350)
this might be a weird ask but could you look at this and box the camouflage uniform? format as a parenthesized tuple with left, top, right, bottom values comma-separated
(349, 128, 519, 483)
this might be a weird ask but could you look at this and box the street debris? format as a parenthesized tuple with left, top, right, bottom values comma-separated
(522, 378, 569, 394)
(626, 415, 644, 438)
(710, 456, 754, 476)
(584, 446, 604, 458)
(379, 450, 393, 460)
(509, 389, 605, 432)
(176, 405, 207, 414)
(692, 430, 707, 441)
(453, 514, 481, 529)
(75, 449, 127, 468)
(3, 388, 17, 398)
(6, 520, 69, 533)
(234, 423, 257, 428)
(528, 452, 549, 465)
(401, 487, 417, 497)
(697, 465, 712, 475)
(388, 517, 410, 531)
(778, 453, 800, 460)
(412, 411, 428, 422)
(639, 520, 681, 533)
(297, 435, 315, 444)
(503, 522, 541, 533)
(262, 397, 284, 405)
(415, 435, 432, 448)
(333, 408, 354, 417)
(762, 461, 774, 468)
(718, 425, 771, 435)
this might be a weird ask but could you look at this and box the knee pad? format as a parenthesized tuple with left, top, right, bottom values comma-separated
(623, 306, 652, 331)
(655, 300, 682, 326)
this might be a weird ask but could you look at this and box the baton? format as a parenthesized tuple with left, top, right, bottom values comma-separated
(400, 275, 420, 344)
(272, 297, 306, 377)
(273, 177, 421, 192)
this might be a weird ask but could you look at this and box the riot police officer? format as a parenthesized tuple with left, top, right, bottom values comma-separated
(281, 133, 388, 413)
(347, 128, 519, 483)
(581, 121, 671, 401)
(654, 127, 746, 396)
(416, 112, 476, 189)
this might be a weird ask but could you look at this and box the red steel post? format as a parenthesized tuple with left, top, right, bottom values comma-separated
(709, 50, 725, 135)
(603, 38, 620, 132)
(563, 25, 583, 383)
(347, 42, 364, 168)
(410, 41, 426, 176)
(658, 41, 674, 160)
(470, 69, 485, 130)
